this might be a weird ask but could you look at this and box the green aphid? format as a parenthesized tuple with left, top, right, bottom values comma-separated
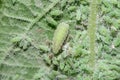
(46, 16, 58, 26)
(50, 10, 63, 16)
(52, 22, 69, 54)
(68, 6, 76, 11)
(76, 7, 81, 21)
(11, 36, 22, 43)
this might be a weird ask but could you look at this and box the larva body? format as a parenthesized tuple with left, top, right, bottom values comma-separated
(52, 22, 69, 54)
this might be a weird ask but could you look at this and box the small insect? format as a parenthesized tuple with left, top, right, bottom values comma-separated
(50, 10, 63, 16)
(52, 22, 69, 54)
(46, 16, 58, 26)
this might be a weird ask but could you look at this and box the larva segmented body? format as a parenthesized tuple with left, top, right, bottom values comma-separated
(52, 22, 69, 54)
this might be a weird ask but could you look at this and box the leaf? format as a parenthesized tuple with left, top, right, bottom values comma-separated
(0, 0, 120, 80)
(113, 36, 120, 47)
(0, 0, 59, 79)
(12, 0, 17, 4)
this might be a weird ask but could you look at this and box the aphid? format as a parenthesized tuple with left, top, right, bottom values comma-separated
(76, 7, 81, 21)
(68, 6, 76, 11)
(50, 10, 63, 16)
(52, 22, 69, 54)
(46, 16, 58, 26)
(11, 36, 22, 43)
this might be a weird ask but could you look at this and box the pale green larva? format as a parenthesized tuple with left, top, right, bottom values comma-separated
(52, 22, 69, 54)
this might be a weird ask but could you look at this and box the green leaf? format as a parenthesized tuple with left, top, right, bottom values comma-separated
(0, 0, 120, 80)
